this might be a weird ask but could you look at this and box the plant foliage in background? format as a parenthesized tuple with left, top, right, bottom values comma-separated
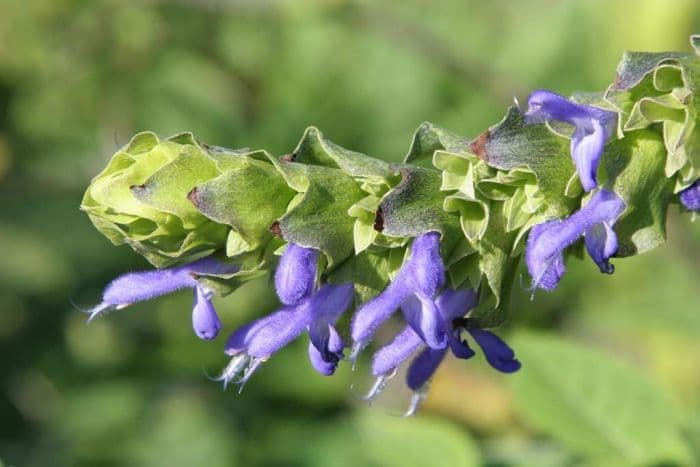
(3, 2, 700, 467)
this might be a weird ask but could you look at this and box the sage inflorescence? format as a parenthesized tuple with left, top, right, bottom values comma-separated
(81, 37, 700, 414)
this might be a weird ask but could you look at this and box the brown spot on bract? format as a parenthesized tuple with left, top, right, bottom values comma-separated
(269, 221, 283, 238)
(187, 187, 200, 206)
(280, 153, 296, 162)
(469, 130, 490, 161)
(373, 207, 384, 232)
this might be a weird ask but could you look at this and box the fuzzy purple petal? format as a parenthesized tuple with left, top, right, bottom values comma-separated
(400, 294, 446, 350)
(100, 257, 237, 307)
(571, 121, 605, 192)
(371, 326, 424, 376)
(435, 288, 478, 321)
(350, 277, 412, 345)
(526, 189, 625, 290)
(308, 284, 354, 359)
(308, 341, 338, 376)
(224, 305, 311, 359)
(274, 243, 319, 306)
(191, 286, 221, 341)
(406, 348, 447, 390)
(680, 179, 700, 211)
(468, 329, 520, 373)
(407, 232, 445, 297)
(585, 222, 618, 274)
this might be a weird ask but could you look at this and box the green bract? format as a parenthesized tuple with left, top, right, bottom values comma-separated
(81, 132, 230, 267)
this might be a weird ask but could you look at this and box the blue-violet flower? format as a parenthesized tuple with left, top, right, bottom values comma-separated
(350, 232, 446, 359)
(217, 243, 354, 387)
(679, 179, 700, 211)
(368, 288, 520, 415)
(86, 256, 238, 340)
(524, 89, 618, 192)
(526, 189, 626, 291)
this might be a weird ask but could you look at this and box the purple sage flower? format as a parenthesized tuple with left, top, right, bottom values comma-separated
(524, 90, 618, 192)
(679, 179, 700, 211)
(367, 288, 520, 415)
(217, 244, 354, 387)
(526, 189, 626, 291)
(86, 257, 238, 340)
(350, 232, 446, 359)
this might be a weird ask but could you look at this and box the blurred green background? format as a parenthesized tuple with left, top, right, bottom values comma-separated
(1, 0, 700, 466)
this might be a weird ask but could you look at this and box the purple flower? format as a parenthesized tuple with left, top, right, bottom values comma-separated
(526, 189, 626, 291)
(367, 289, 520, 415)
(350, 232, 446, 359)
(679, 179, 700, 211)
(217, 244, 354, 387)
(86, 257, 238, 340)
(525, 90, 618, 192)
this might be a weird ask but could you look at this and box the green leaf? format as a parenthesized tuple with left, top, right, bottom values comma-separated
(510, 332, 688, 465)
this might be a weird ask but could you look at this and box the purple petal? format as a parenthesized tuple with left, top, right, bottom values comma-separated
(526, 189, 626, 290)
(524, 90, 617, 193)
(224, 305, 311, 359)
(435, 288, 477, 321)
(525, 220, 567, 291)
(407, 232, 445, 297)
(371, 326, 424, 376)
(571, 122, 605, 192)
(400, 294, 446, 350)
(350, 277, 412, 346)
(308, 284, 354, 359)
(468, 329, 520, 373)
(447, 329, 476, 360)
(101, 257, 236, 306)
(191, 286, 221, 340)
(274, 243, 319, 306)
(680, 179, 700, 211)
(308, 341, 338, 376)
(525, 90, 592, 123)
(585, 222, 618, 274)
(406, 348, 447, 390)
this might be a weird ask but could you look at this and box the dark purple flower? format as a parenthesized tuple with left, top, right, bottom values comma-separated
(526, 189, 626, 291)
(350, 232, 446, 358)
(217, 243, 354, 386)
(87, 257, 238, 340)
(366, 289, 520, 415)
(679, 179, 700, 211)
(525, 89, 618, 192)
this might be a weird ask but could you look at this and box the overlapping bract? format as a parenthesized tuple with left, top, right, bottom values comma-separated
(82, 37, 700, 411)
